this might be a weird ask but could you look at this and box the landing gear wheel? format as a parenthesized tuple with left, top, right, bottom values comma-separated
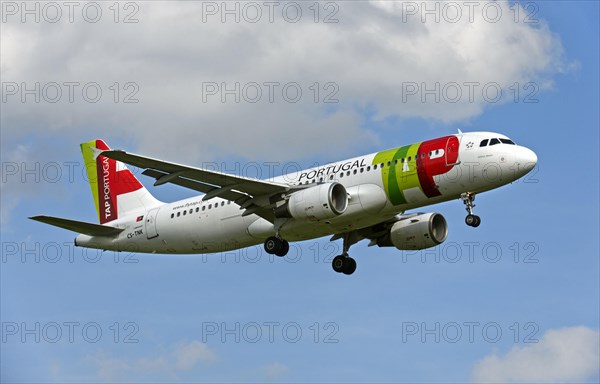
(274, 239, 289, 257)
(332, 255, 346, 273)
(461, 193, 481, 228)
(264, 236, 289, 256)
(332, 255, 357, 275)
(264, 236, 279, 254)
(465, 214, 481, 227)
(342, 257, 357, 275)
(465, 214, 476, 226)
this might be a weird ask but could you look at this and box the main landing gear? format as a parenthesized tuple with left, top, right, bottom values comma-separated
(264, 220, 359, 275)
(331, 232, 359, 275)
(264, 236, 289, 257)
(332, 254, 356, 275)
(264, 220, 290, 257)
(461, 192, 481, 227)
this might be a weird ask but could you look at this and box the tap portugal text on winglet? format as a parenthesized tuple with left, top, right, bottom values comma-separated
(30, 131, 537, 275)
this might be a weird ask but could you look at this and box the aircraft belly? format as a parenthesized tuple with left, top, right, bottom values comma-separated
(280, 211, 397, 242)
(401, 187, 428, 204)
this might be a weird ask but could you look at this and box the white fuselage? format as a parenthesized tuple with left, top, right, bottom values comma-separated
(75, 132, 537, 253)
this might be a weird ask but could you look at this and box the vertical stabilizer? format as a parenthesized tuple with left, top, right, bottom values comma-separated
(80, 140, 161, 224)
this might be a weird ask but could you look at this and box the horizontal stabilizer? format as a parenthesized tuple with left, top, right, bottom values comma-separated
(29, 216, 124, 237)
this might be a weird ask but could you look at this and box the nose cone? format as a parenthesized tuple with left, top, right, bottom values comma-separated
(516, 146, 538, 176)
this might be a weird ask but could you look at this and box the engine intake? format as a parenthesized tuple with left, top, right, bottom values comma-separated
(390, 213, 448, 250)
(284, 183, 348, 221)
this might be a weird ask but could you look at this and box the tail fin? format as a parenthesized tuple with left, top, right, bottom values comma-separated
(81, 140, 161, 224)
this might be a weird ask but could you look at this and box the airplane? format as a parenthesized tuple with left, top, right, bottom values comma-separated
(30, 131, 537, 275)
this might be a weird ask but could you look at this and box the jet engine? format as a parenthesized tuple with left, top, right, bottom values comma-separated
(282, 183, 348, 221)
(389, 213, 448, 250)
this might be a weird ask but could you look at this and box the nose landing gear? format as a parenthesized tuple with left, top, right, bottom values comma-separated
(461, 192, 481, 227)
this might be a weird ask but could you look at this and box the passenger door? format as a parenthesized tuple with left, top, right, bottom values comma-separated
(445, 136, 461, 166)
(145, 208, 160, 239)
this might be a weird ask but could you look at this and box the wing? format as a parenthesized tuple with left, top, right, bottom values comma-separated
(100, 150, 294, 221)
(329, 213, 407, 247)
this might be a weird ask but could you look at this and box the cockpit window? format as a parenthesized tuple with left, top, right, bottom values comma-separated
(489, 138, 501, 146)
(500, 138, 515, 145)
(480, 139, 489, 147)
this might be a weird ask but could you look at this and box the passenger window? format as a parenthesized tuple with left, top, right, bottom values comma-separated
(421, 153, 425, 158)
(408, 156, 411, 161)
(183, 210, 187, 216)
(221, 201, 225, 206)
(171, 213, 174, 219)
(202, 206, 206, 211)
(340, 173, 344, 178)
(196, 207, 199, 213)
(367, 166, 371, 171)
(346, 171, 350, 176)
(380, 163, 384, 168)
(319, 177, 323, 182)
(209, 204, 212, 209)
(177, 212, 180, 217)
(373, 164, 377, 170)
(189, 209, 193, 214)
(329, 175, 334, 180)
(360, 168, 364, 173)
(353, 169, 357, 175)
(489, 138, 500, 146)
(435, 150, 439, 155)
(394, 159, 398, 164)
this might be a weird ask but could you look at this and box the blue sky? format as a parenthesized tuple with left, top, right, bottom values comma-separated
(1, 1, 599, 382)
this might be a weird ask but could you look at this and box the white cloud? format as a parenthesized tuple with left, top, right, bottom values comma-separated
(174, 340, 218, 370)
(262, 362, 289, 381)
(471, 326, 600, 383)
(1, 1, 567, 163)
(1, 145, 35, 230)
(86, 340, 217, 381)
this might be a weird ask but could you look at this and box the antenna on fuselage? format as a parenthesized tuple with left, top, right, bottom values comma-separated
(457, 128, 463, 134)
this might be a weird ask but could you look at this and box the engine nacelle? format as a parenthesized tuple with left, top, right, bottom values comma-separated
(286, 183, 348, 221)
(390, 213, 448, 250)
